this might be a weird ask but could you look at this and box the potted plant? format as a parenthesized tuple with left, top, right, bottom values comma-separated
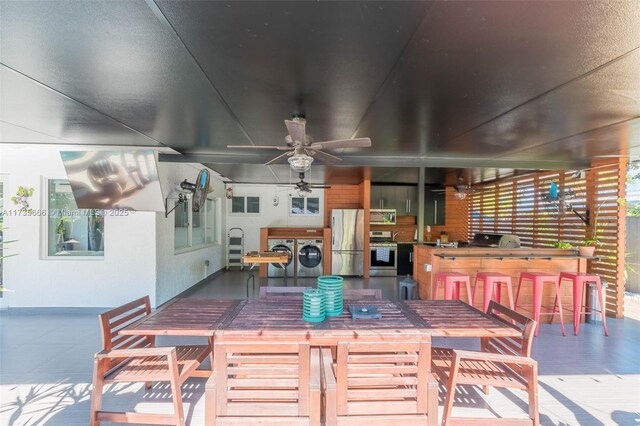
(579, 201, 604, 257)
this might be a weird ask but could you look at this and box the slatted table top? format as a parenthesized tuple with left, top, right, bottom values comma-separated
(120, 299, 241, 337)
(401, 300, 522, 337)
(215, 299, 426, 344)
(243, 252, 290, 264)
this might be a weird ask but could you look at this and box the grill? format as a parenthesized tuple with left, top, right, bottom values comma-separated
(471, 233, 521, 248)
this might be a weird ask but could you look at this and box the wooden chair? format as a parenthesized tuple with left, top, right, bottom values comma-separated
(431, 301, 539, 426)
(90, 296, 210, 426)
(321, 341, 439, 426)
(342, 288, 383, 300)
(205, 342, 321, 425)
(259, 286, 311, 299)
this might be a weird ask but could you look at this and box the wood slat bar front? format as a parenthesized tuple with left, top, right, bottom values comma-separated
(401, 300, 522, 338)
(120, 299, 242, 337)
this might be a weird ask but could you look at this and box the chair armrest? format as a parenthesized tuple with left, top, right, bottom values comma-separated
(320, 348, 336, 390)
(453, 349, 537, 366)
(95, 347, 176, 360)
(310, 348, 321, 391)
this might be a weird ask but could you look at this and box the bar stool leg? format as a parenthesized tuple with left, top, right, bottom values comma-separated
(572, 278, 583, 336)
(463, 278, 473, 306)
(505, 278, 515, 310)
(444, 279, 455, 300)
(594, 277, 609, 336)
(494, 281, 502, 309)
(514, 274, 524, 310)
(432, 274, 440, 300)
(532, 280, 543, 336)
(452, 281, 461, 300)
(552, 277, 566, 336)
(483, 278, 493, 313)
(472, 276, 480, 308)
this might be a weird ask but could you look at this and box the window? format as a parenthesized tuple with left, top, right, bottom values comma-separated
(230, 196, 260, 214)
(174, 196, 217, 251)
(290, 196, 320, 215)
(47, 179, 104, 257)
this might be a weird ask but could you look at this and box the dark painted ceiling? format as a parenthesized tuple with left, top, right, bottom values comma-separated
(1, 1, 639, 184)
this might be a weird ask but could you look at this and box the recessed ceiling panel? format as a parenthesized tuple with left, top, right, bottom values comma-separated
(155, 0, 431, 149)
(0, 1, 251, 148)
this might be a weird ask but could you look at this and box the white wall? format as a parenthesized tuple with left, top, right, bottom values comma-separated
(0, 146, 227, 308)
(0, 146, 157, 308)
(225, 184, 325, 253)
(155, 162, 226, 305)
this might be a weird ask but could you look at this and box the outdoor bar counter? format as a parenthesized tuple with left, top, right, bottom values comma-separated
(413, 245, 591, 313)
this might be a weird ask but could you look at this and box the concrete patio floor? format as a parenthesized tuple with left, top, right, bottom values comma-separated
(1, 271, 639, 425)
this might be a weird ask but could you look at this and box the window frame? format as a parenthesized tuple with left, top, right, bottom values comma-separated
(228, 194, 261, 216)
(174, 195, 219, 254)
(289, 195, 321, 216)
(42, 177, 105, 261)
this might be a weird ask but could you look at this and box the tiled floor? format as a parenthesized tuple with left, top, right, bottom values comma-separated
(1, 270, 639, 425)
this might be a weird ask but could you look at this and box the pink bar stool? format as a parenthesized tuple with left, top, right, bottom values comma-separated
(514, 272, 566, 336)
(433, 272, 473, 305)
(472, 272, 515, 313)
(554, 272, 609, 336)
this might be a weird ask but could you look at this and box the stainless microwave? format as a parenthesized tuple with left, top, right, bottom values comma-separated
(369, 209, 396, 225)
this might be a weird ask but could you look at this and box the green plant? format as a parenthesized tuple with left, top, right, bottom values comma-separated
(553, 241, 573, 249)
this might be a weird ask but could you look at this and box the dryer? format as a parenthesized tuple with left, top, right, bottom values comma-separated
(296, 239, 323, 278)
(267, 239, 295, 278)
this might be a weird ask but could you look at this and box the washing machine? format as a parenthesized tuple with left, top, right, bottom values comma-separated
(267, 239, 295, 278)
(296, 239, 323, 278)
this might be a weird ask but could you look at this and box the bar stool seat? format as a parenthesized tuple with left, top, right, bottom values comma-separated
(515, 272, 566, 336)
(554, 272, 609, 336)
(472, 272, 514, 313)
(433, 272, 473, 305)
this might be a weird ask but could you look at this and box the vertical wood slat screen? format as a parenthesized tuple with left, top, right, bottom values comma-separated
(468, 161, 626, 317)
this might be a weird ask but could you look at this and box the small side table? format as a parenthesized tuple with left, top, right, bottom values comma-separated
(242, 252, 290, 297)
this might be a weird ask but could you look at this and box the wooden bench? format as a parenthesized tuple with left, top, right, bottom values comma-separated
(90, 296, 210, 426)
(259, 286, 311, 299)
(206, 342, 321, 425)
(431, 301, 539, 426)
(321, 341, 439, 426)
(342, 288, 383, 300)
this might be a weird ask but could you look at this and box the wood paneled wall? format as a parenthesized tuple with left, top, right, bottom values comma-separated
(468, 159, 627, 318)
(324, 185, 362, 227)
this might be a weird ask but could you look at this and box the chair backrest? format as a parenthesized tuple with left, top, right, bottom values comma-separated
(483, 301, 537, 358)
(259, 286, 310, 299)
(98, 296, 153, 370)
(335, 341, 429, 416)
(342, 288, 383, 300)
(214, 342, 312, 418)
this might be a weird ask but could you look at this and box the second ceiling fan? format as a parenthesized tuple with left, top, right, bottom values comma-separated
(227, 114, 372, 172)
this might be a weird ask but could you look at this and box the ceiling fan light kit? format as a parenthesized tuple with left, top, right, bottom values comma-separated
(288, 152, 314, 172)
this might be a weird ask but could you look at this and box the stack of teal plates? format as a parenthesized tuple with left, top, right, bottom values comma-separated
(318, 275, 344, 317)
(302, 288, 325, 323)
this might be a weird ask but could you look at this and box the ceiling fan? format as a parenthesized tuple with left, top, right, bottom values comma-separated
(278, 172, 331, 196)
(434, 176, 477, 199)
(227, 114, 372, 172)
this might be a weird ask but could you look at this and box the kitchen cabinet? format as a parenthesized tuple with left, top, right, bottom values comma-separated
(397, 243, 415, 276)
(425, 187, 446, 225)
(371, 185, 418, 215)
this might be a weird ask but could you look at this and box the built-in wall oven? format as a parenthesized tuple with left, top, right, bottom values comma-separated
(369, 231, 397, 276)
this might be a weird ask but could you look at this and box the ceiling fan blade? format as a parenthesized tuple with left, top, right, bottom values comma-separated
(264, 151, 292, 166)
(310, 149, 342, 163)
(310, 185, 332, 189)
(285, 119, 306, 145)
(309, 137, 371, 150)
(227, 144, 291, 150)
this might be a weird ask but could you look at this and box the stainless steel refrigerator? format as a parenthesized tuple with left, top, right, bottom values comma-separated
(331, 209, 364, 276)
